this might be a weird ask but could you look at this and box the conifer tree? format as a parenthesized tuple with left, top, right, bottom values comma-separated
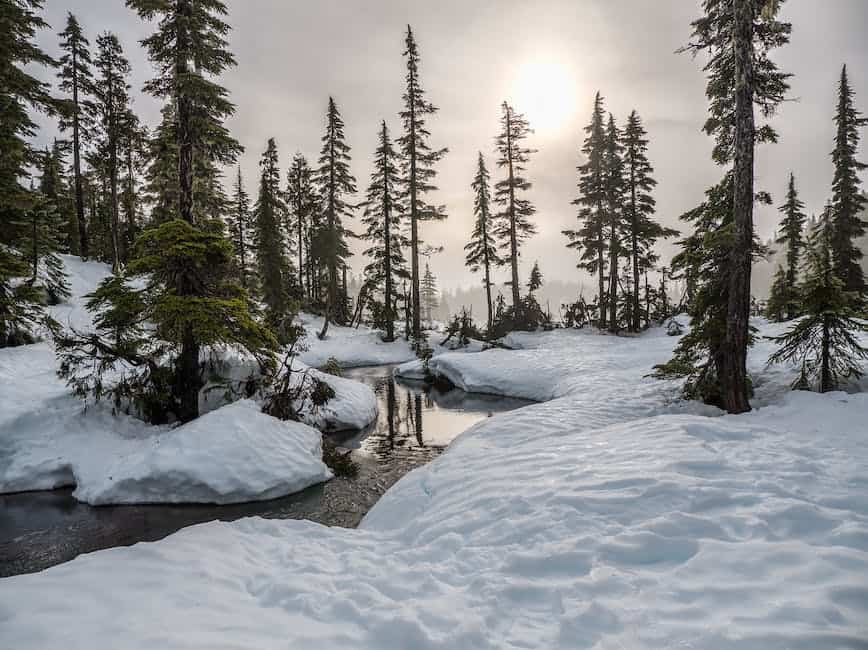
(141, 104, 178, 223)
(253, 138, 292, 326)
(768, 211, 868, 392)
(119, 112, 146, 262)
(360, 121, 407, 342)
(603, 113, 626, 332)
(40, 140, 77, 255)
(774, 172, 807, 318)
(565, 92, 608, 327)
(527, 261, 543, 295)
(57, 12, 95, 259)
(228, 166, 252, 289)
(421, 263, 439, 323)
(494, 101, 536, 312)
(399, 25, 447, 342)
(829, 64, 867, 296)
(464, 152, 501, 333)
(765, 264, 789, 322)
(313, 97, 356, 339)
(24, 167, 70, 304)
(92, 32, 132, 272)
(286, 153, 316, 296)
(622, 110, 676, 331)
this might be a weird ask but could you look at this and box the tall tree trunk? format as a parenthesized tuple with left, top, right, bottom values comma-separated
(820, 315, 831, 392)
(297, 203, 304, 294)
(71, 44, 88, 259)
(597, 199, 606, 329)
(630, 166, 641, 331)
(408, 73, 421, 343)
(505, 109, 521, 311)
(722, 0, 755, 414)
(383, 173, 394, 341)
(608, 220, 618, 332)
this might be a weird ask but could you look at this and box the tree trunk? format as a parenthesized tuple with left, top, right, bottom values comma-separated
(408, 72, 421, 343)
(630, 165, 641, 331)
(597, 199, 606, 329)
(383, 170, 394, 341)
(71, 45, 88, 259)
(505, 108, 521, 311)
(721, 0, 755, 414)
(608, 221, 618, 333)
(820, 315, 831, 392)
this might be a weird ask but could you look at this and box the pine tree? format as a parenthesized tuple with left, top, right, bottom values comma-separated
(464, 152, 501, 333)
(40, 140, 77, 255)
(360, 121, 407, 342)
(23, 169, 70, 304)
(421, 263, 438, 323)
(774, 172, 807, 318)
(253, 138, 292, 327)
(527, 261, 543, 295)
(765, 264, 789, 322)
(119, 112, 146, 263)
(228, 166, 253, 289)
(565, 92, 608, 327)
(399, 25, 447, 342)
(493, 101, 536, 312)
(92, 32, 132, 272)
(141, 103, 178, 223)
(829, 64, 868, 296)
(286, 153, 316, 297)
(622, 110, 676, 331)
(768, 211, 868, 392)
(603, 113, 626, 332)
(57, 12, 95, 259)
(313, 97, 356, 339)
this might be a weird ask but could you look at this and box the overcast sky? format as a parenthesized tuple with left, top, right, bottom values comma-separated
(33, 0, 868, 291)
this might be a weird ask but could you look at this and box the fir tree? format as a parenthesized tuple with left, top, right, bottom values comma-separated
(57, 12, 95, 259)
(829, 64, 868, 296)
(253, 138, 292, 327)
(622, 110, 676, 331)
(228, 166, 253, 289)
(286, 153, 316, 296)
(565, 92, 608, 327)
(527, 261, 543, 295)
(360, 121, 407, 342)
(774, 172, 807, 318)
(398, 25, 447, 342)
(119, 112, 146, 262)
(493, 101, 536, 312)
(20, 186, 70, 304)
(464, 152, 501, 333)
(765, 264, 789, 322)
(421, 263, 438, 323)
(40, 140, 77, 255)
(768, 211, 868, 392)
(603, 113, 626, 332)
(141, 103, 178, 223)
(313, 97, 356, 339)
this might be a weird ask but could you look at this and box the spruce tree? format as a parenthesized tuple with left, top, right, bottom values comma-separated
(603, 113, 626, 332)
(564, 92, 608, 327)
(527, 261, 543, 295)
(765, 264, 789, 322)
(774, 172, 807, 318)
(421, 262, 438, 323)
(313, 97, 356, 339)
(829, 64, 867, 296)
(141, 103, 178, 223)
(398, 25, 447, 342)
(229, 166, 253, 289)
(360, 121, 407, 342)
(92, 32, 132, 272)
(23, 170, 70, 304)
(119, 112, 146, 263)
(493, 101, 536, 313)
(253, 138, 292, 327)
(40, 140, 77, 255)
(768, 211, 868, 392)
(57, 12, 95, 259)
(464, 152, 501, 333)
(622, 110, 676, 331)
(286, 153, 316, 296)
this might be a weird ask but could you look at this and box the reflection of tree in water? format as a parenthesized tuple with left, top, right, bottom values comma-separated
(368, 377, 431, 460)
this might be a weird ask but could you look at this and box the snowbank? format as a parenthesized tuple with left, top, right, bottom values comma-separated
(3, 319, 868, 648)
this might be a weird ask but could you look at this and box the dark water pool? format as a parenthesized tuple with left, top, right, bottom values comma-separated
(0, 365, 530, 577)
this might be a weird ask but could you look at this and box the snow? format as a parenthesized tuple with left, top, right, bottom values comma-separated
(3, 316, 867, 648)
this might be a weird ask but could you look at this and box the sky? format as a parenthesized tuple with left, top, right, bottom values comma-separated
(32, 0, 868, 293)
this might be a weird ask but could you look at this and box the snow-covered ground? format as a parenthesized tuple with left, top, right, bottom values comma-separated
(3, 310, 867, 648)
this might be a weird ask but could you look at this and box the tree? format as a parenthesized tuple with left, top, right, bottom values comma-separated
(464, 152, 501, 333)
(765, 264, 789, 322)
(774, 172, 807, 318)
(398, 25, 447, 343)
(603, 113, 626, 332)
(360, 121, 407, 342)
(622, 110, 676, 331)
(40, 140, 77, 255)
(829, 64, 868, 296)
(421, 263, 438, 323)
(253, 138, 292, 326)
(313, 97, 356, 339)
(527, 261, 543, 294)
(228, 166, 252, 289)
(768, 211, 867, 392)
(662, 0, 791, 412)
(565, 92, 608, 328)
(57, 12, 95, 259)
(92, 32, 132, 272)
(493, 101, 536, 312)
(286, 153, 316, 296)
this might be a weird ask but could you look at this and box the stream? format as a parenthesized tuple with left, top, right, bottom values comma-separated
(0, 364, 531, 577)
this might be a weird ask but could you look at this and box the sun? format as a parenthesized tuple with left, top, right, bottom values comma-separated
(509, 59, 578, 135)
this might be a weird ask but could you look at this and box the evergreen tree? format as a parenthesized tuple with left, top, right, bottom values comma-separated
(829, 64, 867, 296)
(286, 153, 316, 296)
(398, 25, 447, 342)
(119, 112, 146, 262)
(40, 140, 77, 255)
(765, 264, 789, 322)
(228, 166, 253, 289)
(774, 172, 807, 318)
(493, 101, 536, 312)
(253, 138, 292, 327)
(603, 113, 626, 332)
(92, 32, 132, 272)
(141, 103, 178, 223)
(565, 92, 608, 327)
(360, 121, 407, 342)
(313, 97, 356, 339)
(22, 175, 70, 304)
(464, 151, 501, 333)
(768, 211, 868, 392)
(527, 261, 543, 295)
(421, 263, 438, 323)
(622, 110, 676, 331)
(57, 12, 95, 259)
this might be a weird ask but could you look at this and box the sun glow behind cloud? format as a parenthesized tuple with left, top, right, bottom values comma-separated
(508, 58, 579, 137)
